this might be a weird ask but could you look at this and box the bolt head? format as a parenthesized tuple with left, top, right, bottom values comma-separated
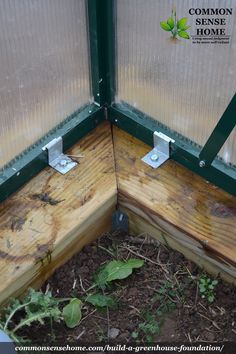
(199, 160, 205, 168)
(150, 154, 159, 162)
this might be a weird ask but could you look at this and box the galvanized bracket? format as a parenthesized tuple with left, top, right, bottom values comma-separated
(42, 137, 77, 174)
(142, 132, 175, 168)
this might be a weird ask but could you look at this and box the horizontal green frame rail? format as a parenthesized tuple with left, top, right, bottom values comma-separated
(199, 93, 236, 166)
(0, 104, 104, 203)
(109, 102, 236, 196)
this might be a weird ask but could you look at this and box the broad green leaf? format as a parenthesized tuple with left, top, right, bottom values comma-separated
(212, 280, 218, 285)
(86, 293, 117, 308)
(95, 259, 144, 286)
(177, 17, 188, 30)
(167, 18, 175, 29)
(105, 259, 144, 282)
(63, 298, 82, 328)
(160, 22, 171, 31)
(124, 258, 144, 269)
(178, 31, 190, 39)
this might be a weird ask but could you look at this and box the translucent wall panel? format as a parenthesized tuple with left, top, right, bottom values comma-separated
(0, 0, 91, 168)
(116, 0, 236, 165)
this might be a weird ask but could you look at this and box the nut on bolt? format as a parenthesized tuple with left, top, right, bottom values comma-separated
(150, 154, 159, 162)
(60, 159, 68, 167)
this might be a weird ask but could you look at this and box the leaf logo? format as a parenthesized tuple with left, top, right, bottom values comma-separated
(160, 6, 190, 40)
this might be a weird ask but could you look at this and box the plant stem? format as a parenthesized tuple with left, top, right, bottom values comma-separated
(57, 298, 72, 303)
(4, 301, 31, 331)
(12, 312, 56, 333)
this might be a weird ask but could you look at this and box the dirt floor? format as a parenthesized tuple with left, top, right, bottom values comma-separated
(19, 232, 236, 344)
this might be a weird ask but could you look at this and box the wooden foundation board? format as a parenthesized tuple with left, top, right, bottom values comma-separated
(0, 122, 117, 306)
(0, 122, 235, 306)
(113, 126, 236, 284)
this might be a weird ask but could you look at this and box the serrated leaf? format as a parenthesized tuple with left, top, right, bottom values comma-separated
(160, 22, 171, 31)
(94, 267, 109, 289)
(63, 299, 82, 328)
(167, 18, 175, 29)
(177, 17, 188, 30)
(178, 30, 190, 39)
(86, 293, 117, 308)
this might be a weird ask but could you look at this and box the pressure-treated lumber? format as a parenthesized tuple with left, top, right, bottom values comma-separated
(0, 122, 117, 306)
(113, 126, 236, 284)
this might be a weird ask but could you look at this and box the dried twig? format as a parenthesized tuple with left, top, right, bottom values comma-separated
(119, 245, 169, 274)
(80, 309, 97, 324)
(78, 274, 86, 293)
(194, 283, 199, 307)
(76, 330, 85, 340)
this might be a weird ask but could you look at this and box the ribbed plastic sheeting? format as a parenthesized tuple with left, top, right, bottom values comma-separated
(116, 0, 236, 166)
(0, 0, 91, 169)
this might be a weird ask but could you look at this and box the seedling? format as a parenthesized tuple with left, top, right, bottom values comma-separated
(85, 258, 144, 310)
(132, 280, 176, 343)
(0, 288, 82, 343)
(0, 258, 144, 343)
(160, 6, 190, 40)
(198, 275, 218, 303)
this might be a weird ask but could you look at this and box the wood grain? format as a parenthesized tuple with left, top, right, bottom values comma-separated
(113, 126, 236, 282)
(0, 122, 117, 306)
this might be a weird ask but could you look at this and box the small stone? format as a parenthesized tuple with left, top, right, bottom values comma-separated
(108, 327, 120, 339)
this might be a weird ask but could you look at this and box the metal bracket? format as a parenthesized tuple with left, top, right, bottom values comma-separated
(142, 132, 175, 168)
(42, 137, 77, 174)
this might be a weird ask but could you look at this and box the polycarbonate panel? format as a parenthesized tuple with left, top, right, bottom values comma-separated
(0, 0, 91, 169)
(116, 0, 236, 165)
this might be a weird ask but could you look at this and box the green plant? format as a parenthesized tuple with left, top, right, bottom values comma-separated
(86, 293, 117, 309)
(63, 298, 82, 328)
(1, 258, 144, 343)
(132, 280, 176, 343)
(0, 288, 81, 343)
(198, 276, 218, 303)
(136, 312, 162, 343)
(160, 6, 190, 40)
(94, 259, 144, 290)
(84, 258, 144, 310)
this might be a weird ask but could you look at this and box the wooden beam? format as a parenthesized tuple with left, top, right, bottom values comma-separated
(0, 122, 117, 306)
(113, 126, 236, 284)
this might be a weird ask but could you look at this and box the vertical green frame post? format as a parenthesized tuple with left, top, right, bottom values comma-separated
(199, 94, 236, 167)
(87, 0, 115, 106)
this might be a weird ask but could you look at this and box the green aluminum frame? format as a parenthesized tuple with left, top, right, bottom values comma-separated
(0, 0, 235, 203)
(0, 104, 104, 202)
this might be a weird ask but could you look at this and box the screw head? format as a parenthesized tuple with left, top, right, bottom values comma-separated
(150, 154, 159, 162)
(60, 159, 68, 167)
(199, 160, 205, 168)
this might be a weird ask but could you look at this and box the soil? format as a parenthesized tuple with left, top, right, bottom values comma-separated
(18, 232, 236, 345)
